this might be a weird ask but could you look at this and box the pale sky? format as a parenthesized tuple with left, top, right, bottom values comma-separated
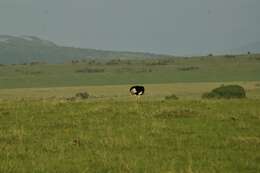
(0, 0, 260, 55)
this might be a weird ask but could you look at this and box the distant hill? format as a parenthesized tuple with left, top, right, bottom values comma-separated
(0, 35, 165, 64)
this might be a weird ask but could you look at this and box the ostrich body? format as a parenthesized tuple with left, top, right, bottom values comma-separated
(129, 86, 145, 96)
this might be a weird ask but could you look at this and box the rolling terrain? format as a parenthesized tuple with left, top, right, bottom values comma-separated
(0, 35, 165, 64)
(0, 49, 260, 172)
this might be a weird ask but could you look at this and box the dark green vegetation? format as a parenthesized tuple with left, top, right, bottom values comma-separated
(75, 92, 90, 99)
(165, 94, 179, 100)
(202, 85, 246, 99)
(1, 54, 260, 89)
(0, 99, 259, 173)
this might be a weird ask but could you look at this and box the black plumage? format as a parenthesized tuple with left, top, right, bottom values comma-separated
(129, 86, 145, 96)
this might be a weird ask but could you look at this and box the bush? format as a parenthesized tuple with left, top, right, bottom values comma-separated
(75, 92, 90, 99)
(202, 85, 246, 99)
(165, 94, 179, 100)
(75, 68, 104, 73)
(178, 66, 199, 71)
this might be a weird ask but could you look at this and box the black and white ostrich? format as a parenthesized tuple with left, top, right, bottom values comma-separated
(129, 85, 145, 96)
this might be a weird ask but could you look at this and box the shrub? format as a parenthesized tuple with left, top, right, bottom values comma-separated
(165, 94, 179, 100)
(106, 59, 121, 65)
(75, 68, 104, 73)
(75, 92, 90, 99)
(178, 66, 199, 71)
(202, 85, 246, 99)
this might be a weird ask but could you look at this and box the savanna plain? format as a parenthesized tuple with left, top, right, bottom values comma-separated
(0, 55, 260, 173)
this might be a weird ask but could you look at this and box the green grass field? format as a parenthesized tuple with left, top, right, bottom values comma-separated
(0, 55, 260, 89)
(1, 55, 260, 172)
(0, 99, 260, 173)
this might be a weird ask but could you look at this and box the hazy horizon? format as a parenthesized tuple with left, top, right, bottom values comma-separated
(1, 0, 260, 55)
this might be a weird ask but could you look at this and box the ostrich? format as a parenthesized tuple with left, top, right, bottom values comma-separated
(129, 85, 145, 96)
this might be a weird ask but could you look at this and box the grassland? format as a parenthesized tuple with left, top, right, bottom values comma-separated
(1, 54, 260, 172)
(0, 81, 260, 100)
(0, 54, 260, 89)
(0, 99, 260, 173)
